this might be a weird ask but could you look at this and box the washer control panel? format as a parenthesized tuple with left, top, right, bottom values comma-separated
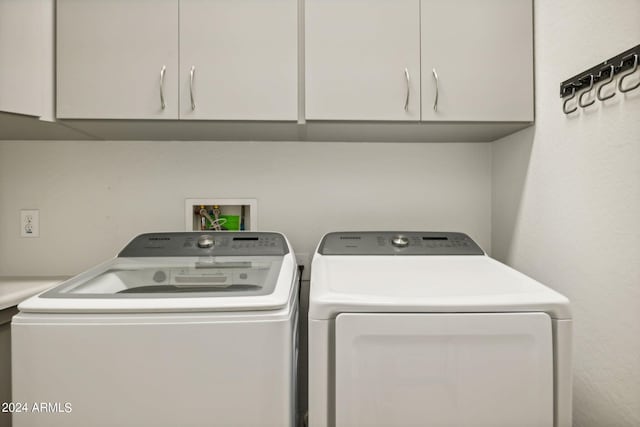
(118, 232, 289, 257)
(318, 232, 484, 255)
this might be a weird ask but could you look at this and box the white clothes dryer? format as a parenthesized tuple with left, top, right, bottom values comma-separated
(308, 231, 572, 427)
(12, 232, 299, 427)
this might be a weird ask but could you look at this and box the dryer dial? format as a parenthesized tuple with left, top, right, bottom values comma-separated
(391, 235, 409, 248)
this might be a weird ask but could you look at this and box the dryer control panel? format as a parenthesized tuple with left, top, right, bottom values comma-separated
(118, 232, 289, 257)
(318, 232, 484, 255)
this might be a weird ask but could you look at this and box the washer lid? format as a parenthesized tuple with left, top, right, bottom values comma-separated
(19, 255, 296, 313)
(309, 254, 571, 320)
(19, 232, 297, 313)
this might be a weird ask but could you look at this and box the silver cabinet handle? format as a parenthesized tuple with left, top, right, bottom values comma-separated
(189, 66, 196, 110)
(404, 68, 410, 112)
(432, 68, 439, 112)
(160, 65, 166, 110)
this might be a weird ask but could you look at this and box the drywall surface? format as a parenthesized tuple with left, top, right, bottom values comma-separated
(0, 141, 490, 275)
(492, 0, 640, 425)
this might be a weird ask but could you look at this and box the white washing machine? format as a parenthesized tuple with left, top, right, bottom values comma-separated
(309, 231, 572, 427)
(12, 232, 299, 427)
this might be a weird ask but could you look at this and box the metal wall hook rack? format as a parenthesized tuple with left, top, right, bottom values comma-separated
(560, 44, 640, 110)
(560, 43, 640, 98)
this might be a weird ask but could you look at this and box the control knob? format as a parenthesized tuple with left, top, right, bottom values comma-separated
(391, 235, 409, 248)
(197, 235, 215, 248)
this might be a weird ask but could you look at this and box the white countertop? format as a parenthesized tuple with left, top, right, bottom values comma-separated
(0, 276, 69, 311)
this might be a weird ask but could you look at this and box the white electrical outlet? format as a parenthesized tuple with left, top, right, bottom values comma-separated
(20, 209, 40, 238)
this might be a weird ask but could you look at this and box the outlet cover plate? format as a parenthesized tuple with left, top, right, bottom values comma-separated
(20, 209, 40, 238)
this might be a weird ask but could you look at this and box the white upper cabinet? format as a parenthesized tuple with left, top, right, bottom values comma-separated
(53, 0, 533, 131)
(179, 0, 298, 121)
(57, 0, 179, 119)
(0, 0, 53, 119)
(306, 0, 533, 123)
(305, 0, 421, 121)
(57, 0, 297, 121)
(421, 0, 533, 121)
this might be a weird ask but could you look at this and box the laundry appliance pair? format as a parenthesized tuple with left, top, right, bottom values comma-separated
(12, 231, 571, 427)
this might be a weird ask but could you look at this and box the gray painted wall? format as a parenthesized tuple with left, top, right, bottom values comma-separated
(0, 141, 491, 276)
(492, 0, 640, 425)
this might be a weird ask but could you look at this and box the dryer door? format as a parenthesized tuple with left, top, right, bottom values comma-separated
(334, 312, 553, 427)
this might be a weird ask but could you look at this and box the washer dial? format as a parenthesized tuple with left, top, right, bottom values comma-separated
(197, 235, 215, 248)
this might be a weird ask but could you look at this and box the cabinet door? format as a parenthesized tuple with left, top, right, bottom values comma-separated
(180, 0, 298, 120)
(57, 0, 179, 119)
(305, 0, 420, 121)
(421, 0, 533, 121)
(0, 0, 49, 118)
